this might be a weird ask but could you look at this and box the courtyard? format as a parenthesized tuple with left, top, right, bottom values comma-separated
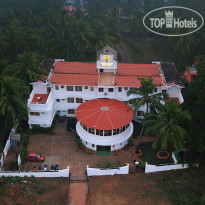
(24, 121, 155, 176)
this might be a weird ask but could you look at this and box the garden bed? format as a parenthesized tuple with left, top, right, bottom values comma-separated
(139, 142, 174, 165)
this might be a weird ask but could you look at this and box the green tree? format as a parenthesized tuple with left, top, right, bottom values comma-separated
(71, 20, 93, 60)
(174, 35, 198, 66)
(144, 100, 191, 152)
(9, 51, 45, 85)
(182, 60, 205, 157)
(0, 76, 29, 150)
(90, 20, 120, 52)
(127, 77, 167, 137)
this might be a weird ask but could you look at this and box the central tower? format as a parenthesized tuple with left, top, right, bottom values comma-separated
(96, 45, 118, 75)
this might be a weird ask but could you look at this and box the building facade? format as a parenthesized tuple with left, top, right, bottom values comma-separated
(27, 46, 184, 129)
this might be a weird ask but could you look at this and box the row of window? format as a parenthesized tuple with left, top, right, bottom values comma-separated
(56, 98, 83, 103)
(55, 85, 94, 92)
(55, 85, 158, 93)
(56, 109, 76, 114)
(80, 123, 130, 136)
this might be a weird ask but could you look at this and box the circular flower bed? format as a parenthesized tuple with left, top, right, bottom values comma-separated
(157, 151, 170, 159)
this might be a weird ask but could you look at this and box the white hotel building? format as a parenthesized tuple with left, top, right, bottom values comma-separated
(27, 46, 184, 151)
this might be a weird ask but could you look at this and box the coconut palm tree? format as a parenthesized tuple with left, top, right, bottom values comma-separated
(127, 77, 167, 138)
(144, 100, 191, 154)
(0, 76, 29, 151)
(71, 20, 93, 60)
(10, 51, 45, 85)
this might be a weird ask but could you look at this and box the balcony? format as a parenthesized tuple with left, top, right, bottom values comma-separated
(28, 91, 54, 111)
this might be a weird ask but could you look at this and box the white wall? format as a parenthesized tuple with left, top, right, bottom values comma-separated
(77, 122, 133, 151)
(87, 166, 129, 176)
(33, 83, 48, 94)
(145, 163, 189, 173)
(0, 168, 69, 178)
(167, 85, 183, 103)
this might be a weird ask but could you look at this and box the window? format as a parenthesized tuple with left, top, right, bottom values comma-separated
(118, 87, 122, 92)
(90, 87, 94, 91)
(162, 90, 166, 93)
(55, 85, 59, 90)
(108, 88, 114, 92)
(76, 98, 83, 103)
(137, 111, 145, 116)
(84, 86, 88, 89)
(154, 88, 158, 92)
(130, 87, 135, 91)
(124, 87, 128, 90)
(100, 130, 103, 136)
(68, 109, 75, 114)
(30, 112, 40, 116)
(61, 85, 64, 88)
(67, 98, 74, 103)
(92, 144, 95, 147)
(75, 86, 82, 91)
(67, 86, 73, 91)
(96, 130, 100, 135)
(99, 88, 104, 92)
(56, 99, 60, 102)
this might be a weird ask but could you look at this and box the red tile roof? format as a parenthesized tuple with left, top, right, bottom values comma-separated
(165, 97, 180, 105)
(76, 99, 134, 130)
(51, 73, 99, 86)
(32, 94, 49, 104)
(51, 62, 163, 86)
(118, 64, 159, 76)
(54, 62, 97, 74)
(114, 76, 162, 87)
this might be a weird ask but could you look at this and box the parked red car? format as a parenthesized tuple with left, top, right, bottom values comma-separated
(26, 152, 44, 162)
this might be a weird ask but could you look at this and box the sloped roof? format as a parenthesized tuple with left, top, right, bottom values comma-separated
(118, 64, 159, 76)
(51, 73, 98, 86)
(51, 61, 163, 86)
(160, 62, 183, 85)
(76, 99, 134, 130)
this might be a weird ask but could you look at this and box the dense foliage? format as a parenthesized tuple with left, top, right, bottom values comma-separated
(0, 0, 121, 150)
(182, 60, 205, 163)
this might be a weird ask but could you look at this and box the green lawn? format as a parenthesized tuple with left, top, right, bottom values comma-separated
(139, 142, 174, 165)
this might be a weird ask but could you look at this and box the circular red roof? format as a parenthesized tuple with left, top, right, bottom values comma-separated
(76, 99, 134, 130)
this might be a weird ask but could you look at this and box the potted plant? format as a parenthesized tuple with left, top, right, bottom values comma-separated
(58, 115, 66, 122)
(157, 150, 170, 159)
(132, 149, 142, 157)
(112, 150, 118, 155)
(89, 149, 95, 155)
(128, 138, 133, 147)
(124, 145, 129, 151)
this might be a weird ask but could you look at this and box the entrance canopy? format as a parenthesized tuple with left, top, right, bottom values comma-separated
(76, 99, 134, 130)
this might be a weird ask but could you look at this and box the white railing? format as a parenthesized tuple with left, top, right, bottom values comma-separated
(0, 123, 18, 171)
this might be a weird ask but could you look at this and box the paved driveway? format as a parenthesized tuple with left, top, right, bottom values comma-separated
(25, 121, 154, 175)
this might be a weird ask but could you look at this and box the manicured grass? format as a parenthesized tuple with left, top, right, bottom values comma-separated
(139, 142, 174, 165)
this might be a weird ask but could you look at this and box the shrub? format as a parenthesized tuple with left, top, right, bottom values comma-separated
(9, 177, 17, 183)
(104, 162, 112, 168)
